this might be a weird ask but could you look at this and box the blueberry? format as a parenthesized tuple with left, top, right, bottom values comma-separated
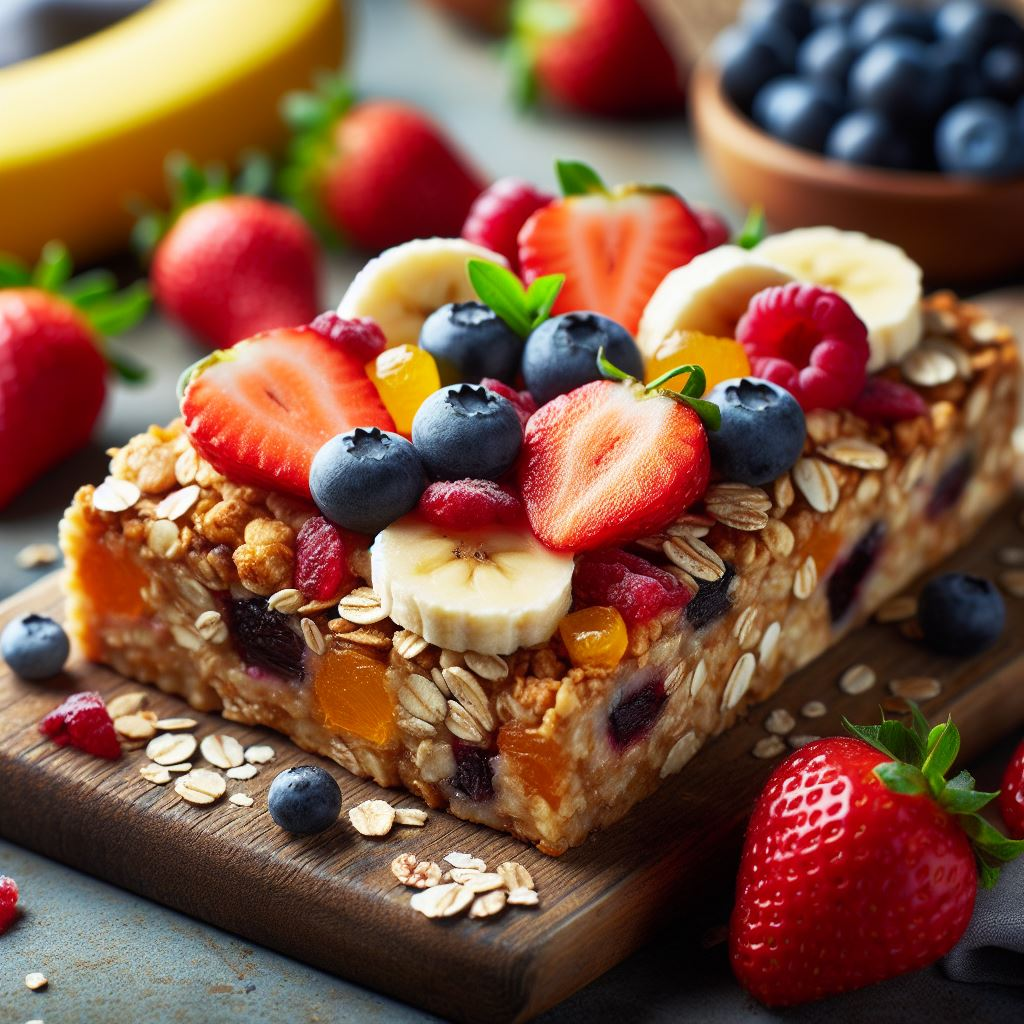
(981, 44, 1024, 102)
(608, 677, 667, 750)
(740, 0, 811, 40)
(850, 2, 934, 47)
(936, 1, 1023, 58)
(935, 98, 1020, 176)
(310, 428, 426, 535)
(811, 1, 857, 28)
(826, 109, 916, 169)
(411, 383, 522, 481)
(227, 598, 306, 681)
(797, 24, 858, 87)
(934, 42, 987, 106)
(418, 301, 523, 386)
(849, 38, 949, 121)
(267, 765, 342, 834)
(521, 311, 643, 406)
(716, 23, 796, 111)
(1, 614, 69, 680)
(752, 75, 843, 151)
(918, 572, 1006, 657)
(828, 523, 885, 622)
(686, 564, 737, 630)
(707, 377, 806, 486)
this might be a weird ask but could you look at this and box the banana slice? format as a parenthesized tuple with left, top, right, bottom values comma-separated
(371, 517, 574, 655)
(636, 245, 795, 359)
(756, 227, 923, 372)
(337, 237, 508, 348)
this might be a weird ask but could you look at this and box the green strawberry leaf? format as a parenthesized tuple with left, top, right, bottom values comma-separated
(87, 281, 151, 337)
(32, 241, 73, 291)
(506, 36, 540, 111)
(0, 255, 31, 287)
(735, 205, 766, 250)
(645, 363, 707, 399)
(467, 258, 563, 337)
(939, 785, 998, 815)
(874, 761, 928, 795)
(556, 159, 608, 197)
(909, 702, 933, 747)
(61, 270, 117, 306)
(105, 347, 148, 384)
(679, 395, 722, 432)
(921, 718, 960, 788)
(844, 716, 926, 767)
(596, 348, 635, 383)
(235, 150, 275, 198)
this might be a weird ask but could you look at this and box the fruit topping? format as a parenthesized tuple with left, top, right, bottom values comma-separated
(0, 876, 19, 934)
(38, 691, 121, 760)
(294, 516, 355, 603)
(936, 98, 1022, 177)
(559, 606, 629, 669)
(573, 549, 692, 627)
(449, 739, 495, 802)
(927, 452, 974, 520)
(367, 344, 442, 435)
(851, 375, 929, 422)
(716, 20, 798, 112)
(999, 738, 1024, 840)
(227, 598, 306, 682)
(517, 160, 707, 334)
(310, 428, 427, 536)
(371, 518, 574, 655)
(180, 327, 395, 499)
(918, 572, 1006, 657)
(826, 109, 915, 171)
(418, 479, 523, 530)
(518, 371, 712, 551)
(686, 563, 737, 630)
(461, 178, 553, 272)
(479, 378, 538, 428)
(706, 377, 806, 486)
(694, 205, 731, 250)
(313, 646, 396, 746)
(736, 282, 870, 410)
(752, 76, 843, 152)
(608, 677, 667, 750)
(418, 302, 523, 386)
(267, 765, 342, 835)
(309, 312, 387, 364)
(645, 332, 751, 395)
(522, 311, 644, 406)
(1, 613, 70, 680)
(497, 722, 566, 809)
(411, 383, 523, 481)
(827, 522, 885, 622)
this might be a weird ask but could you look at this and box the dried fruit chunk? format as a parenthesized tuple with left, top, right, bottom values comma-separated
(608, 679, 667, 751)
(645, 331, 751, 394)
(0, 876, 19, 933)
(227, 598, 306, 682)
(313, 646, 396, 746)
(368, 344, 442, 436)
(39, 691, 121, 759)
(558, 606, 628, 668)
(294, 516, 355, 603)
(573, 549, 692, 627)
(448, 740, 495, 802)
(497, 723, 566, 809)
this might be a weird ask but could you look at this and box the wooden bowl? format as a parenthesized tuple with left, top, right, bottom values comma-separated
(691, 58, 1024, 286)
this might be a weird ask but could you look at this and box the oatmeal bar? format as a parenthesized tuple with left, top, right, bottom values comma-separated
(60, 295, 1019, 854)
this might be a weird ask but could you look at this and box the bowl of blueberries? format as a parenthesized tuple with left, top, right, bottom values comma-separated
(692, 0, 1024, 283)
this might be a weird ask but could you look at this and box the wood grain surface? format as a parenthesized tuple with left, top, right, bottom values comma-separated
(2, 501, 1024, 1024)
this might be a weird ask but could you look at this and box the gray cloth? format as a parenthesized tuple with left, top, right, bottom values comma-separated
(942, 854, 1024, 987)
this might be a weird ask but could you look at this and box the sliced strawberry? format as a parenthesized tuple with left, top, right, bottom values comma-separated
(519, 379, 710, 551)
(517, 162, 706, 335)
(182, 327, 395, 498)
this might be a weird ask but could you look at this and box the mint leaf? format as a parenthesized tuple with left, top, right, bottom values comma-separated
(735, 205, 766, 250)
(525, 274, 564, 327)
(556, 159, 607, 197)
(874, 762, 928, 795)
(467, 259, 533, 336)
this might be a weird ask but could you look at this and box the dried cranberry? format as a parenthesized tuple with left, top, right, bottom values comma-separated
(38, 691, 121, 759)
(852, 376, 929, 423)
(608, 678, 667, 750)
(308, 312, 387, 364)
(686, 563, 736, 630)
(0, 876, 18, 934)
(418, 479, 523, 530)
(927, 452, 974, 520)
(448, 740, 494, 801)
(828, 523, 886, 623)
(295, 516, 354, 602)
(227, 598, 306, 681)
(574, 549, 692, 627)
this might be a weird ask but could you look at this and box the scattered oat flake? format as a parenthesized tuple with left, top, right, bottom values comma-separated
(244, 744, 275, 764)
(497, 861, 534, 892)
(349, 799, 395, 837)
(226, 763, 258, 781)
(139, 763, 172, 785)
(92, 476, 140, 513)
(839, 663, 876, 695)
(507, 887, 540, 907)
(788, 734, 821, 749)
(410, 882, 473, 919)
(801, 700, 827, 719)
(889, 676, 941, 701)
(15, 542, 58, 569)
(200, 733, 245, 769)
(394, 807, 428, 827)
(106, 692, 147, 718)
(454, 871, 505, 894)
(174, 768, 226, 805)
(391, 854, 442, 889)
(154, 484, 200, 522)
(444, 851, 487, 871)
(164, 762, 193, 773)
(146, 732, 197, 766)
(997, 546, 1024, 567)
(229, 793, 254, 807)
(470, 890, 508, 919)
(25, 972, 47, 990)
(154, 718, 198, 731)
(114, 713, 157, 741)
(752, 736, 786, 759)
(999, 570, 1024, 598)
(764, 709, 795, 735)
(875, 595, 918, 623)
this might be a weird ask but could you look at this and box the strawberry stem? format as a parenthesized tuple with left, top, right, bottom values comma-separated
(844, 704, 1024, 889)
(735, 205, 766, 250)
(644, 363, 707, 399)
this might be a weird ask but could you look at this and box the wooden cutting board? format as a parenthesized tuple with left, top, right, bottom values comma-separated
(2, 502, 1024, 1024)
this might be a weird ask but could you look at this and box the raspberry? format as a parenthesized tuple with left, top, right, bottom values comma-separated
(38, 691, 121, 759)
(227, 599, 306, 681)
(308, 312, 387, 364)
(461, 178, 553, 272)
(480, 378, 538, 428)
(736, 283, 870, 411)
(295, 516, 354, 602)
(0, 876, 18, 934)
(418, 479, 523, 530)
(573, 549, 692, 627)
(852, 375, 929, 423)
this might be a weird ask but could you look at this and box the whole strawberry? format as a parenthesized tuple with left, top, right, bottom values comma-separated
(0, 243, 149, 509)
(731, 707, 1024, 1007)
(143, 156, 321, 349)
(999, 737, 1024, 839)
(510, 0, 686, 116)
(282, 77, 485, 252)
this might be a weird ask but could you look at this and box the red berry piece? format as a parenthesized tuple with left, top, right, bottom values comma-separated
(309, 312, 388, 364)
(999, 738, 1024, 840)
(418, 479, 523, 530)
(479, 378, 538, 428)
(462, 178, 553, 272)
(294, 515, 355, 602)
(38, 691, 121, 759)
(573, 549, 692, 627)
(0, 876, 18, 934)
(694, 205, 730, 250)
(852, 375, 929, 422)
(736, 283, 870, 411)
